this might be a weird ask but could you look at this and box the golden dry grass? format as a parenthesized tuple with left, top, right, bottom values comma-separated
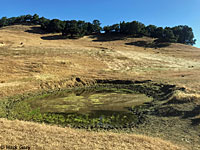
(170, 90, 200, 103)
(0, 118, 184, 150)
(0, 25, 200, 97)
(0, 25, 200, 150)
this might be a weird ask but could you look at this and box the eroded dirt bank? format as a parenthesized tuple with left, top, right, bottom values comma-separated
(0, 79, 199, 149)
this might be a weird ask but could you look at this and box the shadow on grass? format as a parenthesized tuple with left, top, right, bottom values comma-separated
(41, 33, 126, 41)
(91, 33, 127, 42)
(41, 35, 66, 40)
(182, 105, 200, 119)
(125, 40, 171, 49)
(25, 26, 47, 34)
(41, 35, 80, 40)
(191, 118, 200, 126)
(182, 105, 200, 126)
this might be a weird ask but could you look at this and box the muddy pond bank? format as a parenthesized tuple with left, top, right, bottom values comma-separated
(1, 79, 200, 149)
(0, 80, 176, 129)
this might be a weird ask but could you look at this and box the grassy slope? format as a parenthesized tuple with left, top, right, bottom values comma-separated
(0, 25, 200, 149)
(0, 118, 184, 150)
(0, 25, 200, 97)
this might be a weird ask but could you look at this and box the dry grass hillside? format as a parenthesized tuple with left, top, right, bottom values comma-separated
(0, 25, 200, 98)
(0, 118, 184, 150)
(0, 25, 200, 149)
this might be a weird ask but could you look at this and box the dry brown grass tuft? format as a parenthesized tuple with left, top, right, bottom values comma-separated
(170, 90, 200, 103)
(0, 118, 184, 150)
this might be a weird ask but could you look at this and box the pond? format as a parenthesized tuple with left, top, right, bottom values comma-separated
(8, 86, 153, 129)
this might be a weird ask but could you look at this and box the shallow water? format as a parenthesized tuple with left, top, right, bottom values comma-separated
(9, 87, 153, 128)
(29, 90, 152, 114)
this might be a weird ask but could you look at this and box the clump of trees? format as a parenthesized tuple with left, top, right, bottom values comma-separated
(62, 20, 101, 37)
(0, 14, 196, 45)
(0, 14, 40, 26)
(0, 14, 101, 38)
(103, 21, 196, 45)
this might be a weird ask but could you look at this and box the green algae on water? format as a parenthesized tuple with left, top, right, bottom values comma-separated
(5, 85, 153, 129)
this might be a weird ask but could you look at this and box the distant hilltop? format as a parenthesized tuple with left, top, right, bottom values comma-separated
(0, 14, 196, 45)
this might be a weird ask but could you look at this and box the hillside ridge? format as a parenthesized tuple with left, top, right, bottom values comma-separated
(0, 25, 200, 150)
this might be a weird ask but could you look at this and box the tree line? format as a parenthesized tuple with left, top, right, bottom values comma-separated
(0, 14, 101, 37)
(0, 14, 196, 45)
(104, 21, 196, 45)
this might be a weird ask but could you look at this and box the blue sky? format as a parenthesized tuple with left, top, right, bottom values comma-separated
(0, 0, 200, 47)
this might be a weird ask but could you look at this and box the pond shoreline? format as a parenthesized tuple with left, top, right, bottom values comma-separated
(0, 79, 199, 149)
(0, 80, 178, 129)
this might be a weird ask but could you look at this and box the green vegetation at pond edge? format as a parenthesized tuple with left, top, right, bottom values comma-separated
(0, 82, 178, 129)
(7, 100, 139, 129)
